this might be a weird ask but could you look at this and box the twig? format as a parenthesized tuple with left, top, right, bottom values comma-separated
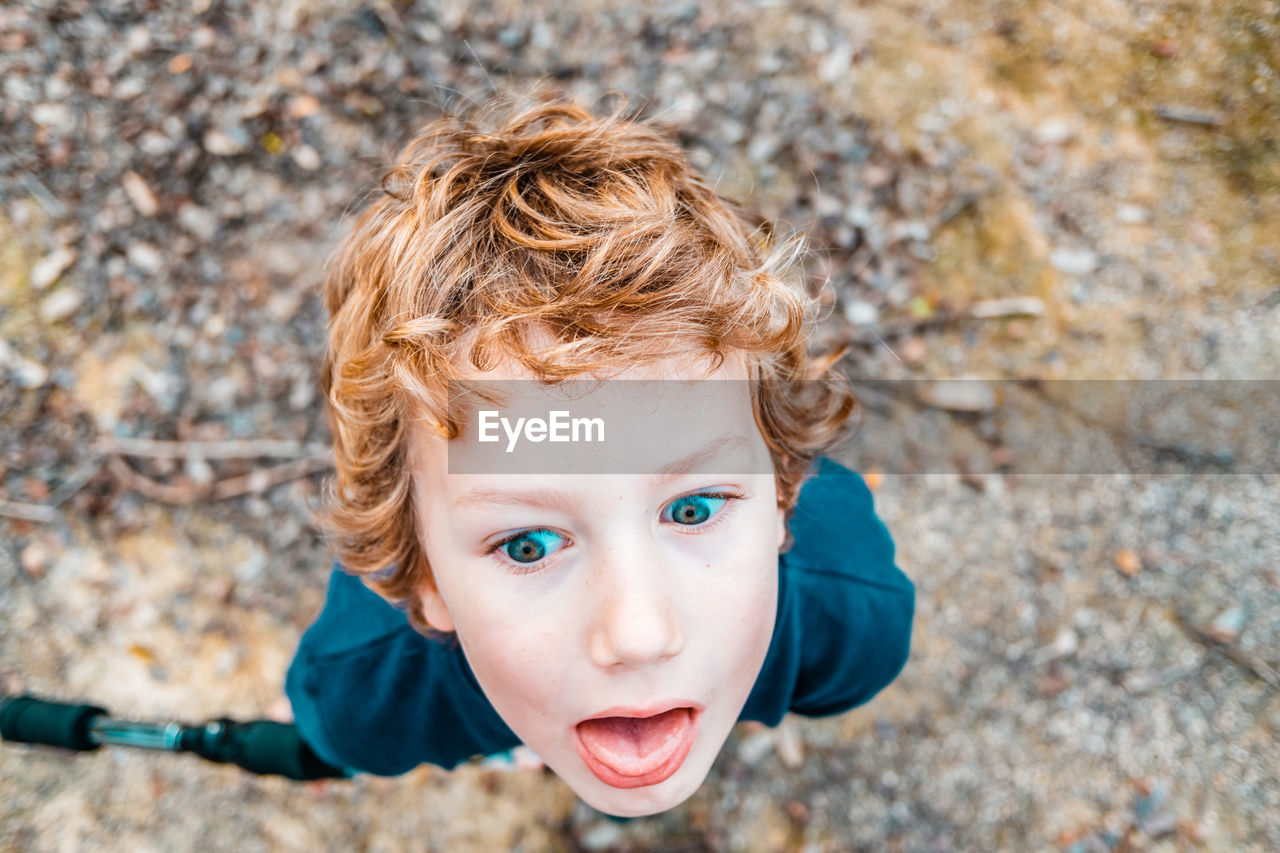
(105, 454, 331, 505)
(845, 310, 960, 346)
(935, 190, 982, 229)
(1155, 104, 1225, 127)
(3, 438, 332, 520)
(209, 456, 332, 500)
(46, 455, 106, 507)
(969, 297, 1045, 319)
(0, 500, 57, 524)
(106, 455, 206, 504)
(0, 456, 105, 523)
(1176, 610, 1280, 692)
(847, 296, 1048, 348)
(97, 436, 330, 460)
(17, 171, 66, 218)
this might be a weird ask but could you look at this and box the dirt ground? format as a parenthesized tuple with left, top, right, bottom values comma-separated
(2, 0, 1278, 850)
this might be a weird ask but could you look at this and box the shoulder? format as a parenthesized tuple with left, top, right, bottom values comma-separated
(780, 458, 915, 716)
(302, 564, 418, 656)
(287, 565, 519, 773)
(785, 457, 911, 595)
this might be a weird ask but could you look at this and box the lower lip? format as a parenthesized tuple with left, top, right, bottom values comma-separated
(574, 708, 701, 789)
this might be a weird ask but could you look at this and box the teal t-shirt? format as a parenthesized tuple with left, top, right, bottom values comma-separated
(285, 457, 915, 775)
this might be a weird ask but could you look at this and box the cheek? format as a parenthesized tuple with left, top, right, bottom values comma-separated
(694, 512, 778, 647)
(448, 588, 571, 711)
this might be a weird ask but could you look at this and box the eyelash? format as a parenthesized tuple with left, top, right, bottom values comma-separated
(483, 489, 747, 570)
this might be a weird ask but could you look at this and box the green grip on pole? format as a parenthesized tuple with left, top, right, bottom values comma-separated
(0, 694, 106, 751)
(188, 718, 352, 780)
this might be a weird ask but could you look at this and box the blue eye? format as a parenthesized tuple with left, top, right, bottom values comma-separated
(664, 493, 730, 526)
(495, 528, 566, 564)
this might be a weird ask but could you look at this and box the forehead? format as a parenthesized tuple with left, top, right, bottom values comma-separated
(410, 349, 766, 504)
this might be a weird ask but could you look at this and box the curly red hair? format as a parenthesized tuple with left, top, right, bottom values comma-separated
(321, 95, 856, 635)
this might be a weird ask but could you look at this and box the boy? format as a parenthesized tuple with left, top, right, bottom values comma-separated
(284, 96, 914, 818)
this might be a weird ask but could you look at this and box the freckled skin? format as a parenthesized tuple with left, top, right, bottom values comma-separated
(410, 351, 783, 817)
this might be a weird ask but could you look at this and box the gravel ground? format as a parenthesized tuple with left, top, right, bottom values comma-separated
(2, 0, 1278, 851)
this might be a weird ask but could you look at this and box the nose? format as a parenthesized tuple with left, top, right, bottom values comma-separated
(587, 543, 686, 669)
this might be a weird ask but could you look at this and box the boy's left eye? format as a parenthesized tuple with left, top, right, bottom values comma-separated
(662, 492, 732, 526)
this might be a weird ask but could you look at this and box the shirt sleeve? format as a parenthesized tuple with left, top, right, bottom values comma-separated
(751, 457, 916, 720)
(284, 567, 520, 775)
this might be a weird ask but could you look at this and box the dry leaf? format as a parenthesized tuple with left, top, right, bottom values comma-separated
(1114, 549, 1142, 577)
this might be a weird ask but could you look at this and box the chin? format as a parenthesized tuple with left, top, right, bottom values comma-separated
(575, 764, 708, 818)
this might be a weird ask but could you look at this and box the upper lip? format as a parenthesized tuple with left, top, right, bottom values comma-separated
(578, 699, 704, 723)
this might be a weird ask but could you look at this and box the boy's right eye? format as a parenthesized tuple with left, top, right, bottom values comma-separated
(488, 528, 567, 566)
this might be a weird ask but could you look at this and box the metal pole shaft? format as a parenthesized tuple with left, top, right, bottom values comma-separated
(87, 717, 187, 751)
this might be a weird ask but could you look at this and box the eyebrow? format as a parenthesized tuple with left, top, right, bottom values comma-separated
(452, 433, 754, 510)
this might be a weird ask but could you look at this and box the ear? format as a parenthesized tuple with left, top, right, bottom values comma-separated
(419, 581, 456, 633)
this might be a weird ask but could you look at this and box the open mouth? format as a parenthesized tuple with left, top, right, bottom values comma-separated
(574, 705, 701, 788)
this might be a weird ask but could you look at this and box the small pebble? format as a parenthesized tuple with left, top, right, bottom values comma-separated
(1050, 247, 1099, 276)
(579, 822, 623, 851)
(774, 717, 805, 769)
(31, 102, 72, 131)
(30, 247, 77, 291)
(127, 242, 163, 274)
(843, 299, 879, 325)
(184, 455, 215, 486)
(1051, 627, 1078, 657)
(192, 26, 218, 50)
(126, 25, 151, 53)
(1117, 203, 1150, 224)
(114, 77, 145, 101)
(292, 144, 322, 171)
(287, 94, 321, 118)
(203, 127, 250, 156)
(20, 543, 50, 579)
(899, 336, 927, 364)
(1207, 606, 1244, 643)
(39, 288, 83, 323)
(1034, 117, 1074, 145)
(11, 357, 49, 388)
(122, 170, 159, 216)
(737, 730, 775, 766)
(916, 379, 997, 412)
(177, 203, 219, 241)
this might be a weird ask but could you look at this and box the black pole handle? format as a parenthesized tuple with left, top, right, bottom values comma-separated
(0, 694, 106, 751)
(181, 718, 352, 780)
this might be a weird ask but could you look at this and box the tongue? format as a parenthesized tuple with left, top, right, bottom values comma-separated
(576, 708, 692, 776)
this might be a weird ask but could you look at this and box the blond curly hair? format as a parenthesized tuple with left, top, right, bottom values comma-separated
(321, 95, 856, 635)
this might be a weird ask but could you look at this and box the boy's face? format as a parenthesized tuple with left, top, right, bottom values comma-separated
(410, 351, 784, 817)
